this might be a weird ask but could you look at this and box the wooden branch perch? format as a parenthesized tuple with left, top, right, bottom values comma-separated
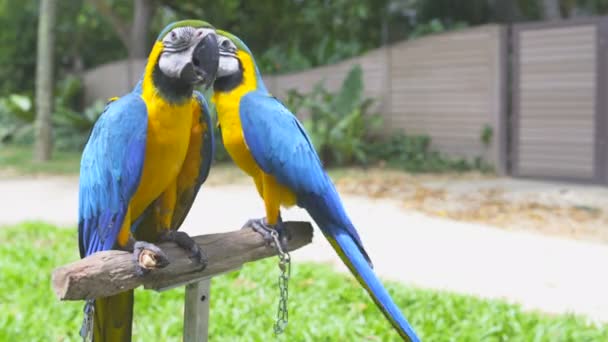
(52, 222, 313, 300)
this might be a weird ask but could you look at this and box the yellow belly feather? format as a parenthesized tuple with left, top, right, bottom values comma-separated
(117, 95, 194, 246)
(130, 96, 193, 218)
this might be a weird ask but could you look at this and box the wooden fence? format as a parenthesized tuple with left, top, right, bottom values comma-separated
(83, 19, 607, 184)
(264, 25, 506, 172)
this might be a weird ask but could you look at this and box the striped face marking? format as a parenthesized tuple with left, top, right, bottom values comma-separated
(158, 27, 216, 81)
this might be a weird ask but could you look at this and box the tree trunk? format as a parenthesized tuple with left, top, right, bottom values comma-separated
(490, 0, 524, 22)
(128, 0, 157, 86)
(34, 0, 57, 162)
(91, 0, 157, 86)
(130, 0, 156, 58)
(541, 0, 562, 20)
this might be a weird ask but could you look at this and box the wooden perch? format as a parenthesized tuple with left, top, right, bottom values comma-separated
(52, 222, 313, 300)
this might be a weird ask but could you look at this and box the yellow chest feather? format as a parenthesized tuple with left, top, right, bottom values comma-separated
(213, 91, 261, 178)
(130, 95, 194, 218)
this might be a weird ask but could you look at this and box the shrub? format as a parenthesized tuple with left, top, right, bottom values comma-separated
(53, 100, 105, 151)
(0, 75, 102, 151)
(0, 94, 35, 144)
(366, 132, 474, 173)
(286, 65, 383, 167)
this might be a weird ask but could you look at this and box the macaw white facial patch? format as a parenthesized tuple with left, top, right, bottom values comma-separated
(218, 55, 240, 77)
(158, 27, 216, 79)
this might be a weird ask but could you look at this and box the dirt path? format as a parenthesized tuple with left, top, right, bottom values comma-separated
(335, 170, 608, 244)
(1, 176, 608, 322)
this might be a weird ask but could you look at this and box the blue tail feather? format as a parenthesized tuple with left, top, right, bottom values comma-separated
(324, 226, 419, 342)
(298, 186, 419, 340)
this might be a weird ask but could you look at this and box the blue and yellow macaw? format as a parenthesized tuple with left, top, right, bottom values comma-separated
(211, 31, 420, 341)
(78, 21, 219, 341)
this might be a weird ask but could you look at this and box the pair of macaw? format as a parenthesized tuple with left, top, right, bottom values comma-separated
(78, 20, 419, 342)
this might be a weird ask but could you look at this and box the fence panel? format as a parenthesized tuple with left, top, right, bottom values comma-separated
(511, 18, 606, 183)
(386, 25, 505, 167)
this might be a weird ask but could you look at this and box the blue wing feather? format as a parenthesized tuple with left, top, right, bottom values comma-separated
(193, 91, 215, 188)
(239, 91, 369, 263)
(78, 93, 148, 257)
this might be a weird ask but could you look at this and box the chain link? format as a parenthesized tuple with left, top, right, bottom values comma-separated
(80, 299, 94, 342)
(270, 229, 291, 335)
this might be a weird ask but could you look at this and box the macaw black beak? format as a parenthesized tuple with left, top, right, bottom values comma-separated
(191, 32, 219, 89)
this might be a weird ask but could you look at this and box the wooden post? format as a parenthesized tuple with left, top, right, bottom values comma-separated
(184, 278, 211, 342)
(153, 267, 241, 342)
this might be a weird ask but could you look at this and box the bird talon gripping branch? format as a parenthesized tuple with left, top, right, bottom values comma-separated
(244, 217, 289, 252)
(132, 241, 170, 276)
(159, 230, 208, 268)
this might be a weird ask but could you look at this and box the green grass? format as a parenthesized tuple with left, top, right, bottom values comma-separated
(1, 223, 606, 341)
(0, 145, 81, 175)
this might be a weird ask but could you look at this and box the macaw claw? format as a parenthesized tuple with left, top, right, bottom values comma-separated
(160, 230, 208, 269)
(242, 217, 289, 252)
(133, 241, 170, 277)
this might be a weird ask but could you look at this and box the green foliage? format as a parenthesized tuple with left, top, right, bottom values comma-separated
(54, 100, 104, 133)
(2, 223, 608, 341)
(481, 124, 493, 147)
(0, 0, 134, 95)
(287, 65, 383, 167)
(55, 74, 84, 111)
(576, 0, 608, 13)
(0, 75, 100, 151)
(53, 100, 105, 151)
(161, 0, 402, 74)
(0, 0, 38, 95)
(258, 44, 313, 74)
(52, 75, 99, 151)
(1, 94, 34, 122)
(0, 94, 35, 144)
(366, 132, 473, 173)
(415, 0, 492, 25)
(408, 19, 469, 39)
(5, 0, 608, 97)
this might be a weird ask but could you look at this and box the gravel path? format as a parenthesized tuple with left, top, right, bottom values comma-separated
(2, 176, 607, 322)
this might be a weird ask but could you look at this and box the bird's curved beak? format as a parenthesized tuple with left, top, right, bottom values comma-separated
(181, 32, 219, 89)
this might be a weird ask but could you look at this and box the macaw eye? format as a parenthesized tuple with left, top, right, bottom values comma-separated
(170, 31, 177, 40)
(220, 40, 232, 49)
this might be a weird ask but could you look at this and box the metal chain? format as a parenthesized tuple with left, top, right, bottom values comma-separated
(270, 229, 291, 335)
(80, 299, 94, 342)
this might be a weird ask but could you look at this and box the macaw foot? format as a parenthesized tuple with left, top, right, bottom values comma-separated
(242, 217, 289, 252)
(132, 241, 170, 277)
(160, 230, 207, 268)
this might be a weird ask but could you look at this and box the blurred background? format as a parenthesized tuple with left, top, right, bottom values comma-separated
(1, 0, 608, 341)
(3, 0, 608, 178)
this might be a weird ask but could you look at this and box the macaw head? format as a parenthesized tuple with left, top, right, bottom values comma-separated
(151, 20, 220, 90)
(213, 30, 262, 92)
